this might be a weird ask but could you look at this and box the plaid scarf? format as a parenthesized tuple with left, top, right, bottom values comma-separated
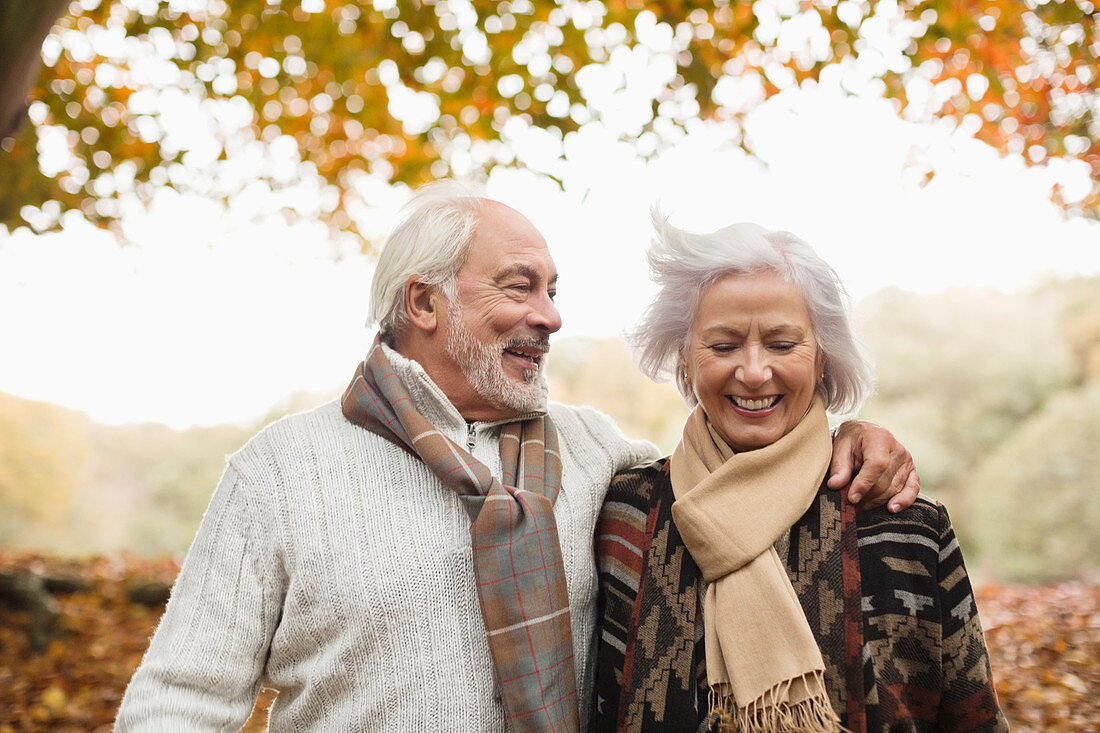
(341, 340, 578, 732)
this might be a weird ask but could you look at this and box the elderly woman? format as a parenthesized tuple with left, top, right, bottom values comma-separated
(593, 218, 1006, 732)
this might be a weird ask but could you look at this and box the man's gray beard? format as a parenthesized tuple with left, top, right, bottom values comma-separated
(444, 305, 549, 415)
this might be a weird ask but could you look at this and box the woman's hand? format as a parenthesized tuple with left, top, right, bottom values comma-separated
(827, 420, 919, 512)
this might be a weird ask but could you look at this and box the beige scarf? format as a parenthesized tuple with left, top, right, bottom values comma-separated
(670, 396, 842, 732)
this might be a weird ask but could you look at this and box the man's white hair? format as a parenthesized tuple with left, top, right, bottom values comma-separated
(630, 209, 876, 416)
(367, 179, 486, 343)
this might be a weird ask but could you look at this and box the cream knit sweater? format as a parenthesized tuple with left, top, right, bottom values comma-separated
(115, 346, 657, 732)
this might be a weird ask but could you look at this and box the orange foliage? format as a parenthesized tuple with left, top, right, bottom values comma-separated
(2, 0, 1096, 236)
(0, 551, 1097, 731)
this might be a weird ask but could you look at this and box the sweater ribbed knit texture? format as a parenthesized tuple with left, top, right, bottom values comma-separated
(115, 346, 657, 732)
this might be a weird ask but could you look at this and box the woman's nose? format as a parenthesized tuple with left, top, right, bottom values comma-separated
(734, 348, 770, 387)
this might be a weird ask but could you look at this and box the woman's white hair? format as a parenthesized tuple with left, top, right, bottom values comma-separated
(631, 210, 875, 416)
(367, 179, 486, 343)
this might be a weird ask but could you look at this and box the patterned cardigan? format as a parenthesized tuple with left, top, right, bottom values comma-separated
(593, 459, 1007, 733)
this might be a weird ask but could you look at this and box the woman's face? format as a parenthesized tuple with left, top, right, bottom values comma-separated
(682, 270, 823, 452)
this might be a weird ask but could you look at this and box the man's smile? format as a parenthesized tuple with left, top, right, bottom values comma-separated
(503, 339, 549, 372)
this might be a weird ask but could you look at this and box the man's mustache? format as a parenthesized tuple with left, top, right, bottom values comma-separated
(504, 336, 550, 354)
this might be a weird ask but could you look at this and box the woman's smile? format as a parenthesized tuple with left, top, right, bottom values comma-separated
(728, 394, 782, 412)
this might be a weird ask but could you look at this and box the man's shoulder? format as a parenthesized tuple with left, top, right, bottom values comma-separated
(547, 401, 660, 462)
(231, 399, 354, 464)
(548, 400, 615, 426)
(546, 400, 639, 441)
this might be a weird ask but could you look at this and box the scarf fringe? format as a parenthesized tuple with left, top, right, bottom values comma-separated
(709, 673, 845, 733)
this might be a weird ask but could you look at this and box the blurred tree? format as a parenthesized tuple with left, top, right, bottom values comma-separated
(0, 393, 87, 549)
(1052, 275, 1100, 383)
(968, 382, 1100, 582)
(857, 287, 1075, 531)
(0, 389, 253, 556)
(0, 0, 1097, 238)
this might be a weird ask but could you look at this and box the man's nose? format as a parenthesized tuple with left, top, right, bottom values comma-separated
(734, 347, 770, 387)
(527, 292, 562, 334)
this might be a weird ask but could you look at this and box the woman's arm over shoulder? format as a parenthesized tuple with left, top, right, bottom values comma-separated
(932, 501, 1009, 732)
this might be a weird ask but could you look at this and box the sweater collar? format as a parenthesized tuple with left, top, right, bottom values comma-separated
(379, 342, 547, 440)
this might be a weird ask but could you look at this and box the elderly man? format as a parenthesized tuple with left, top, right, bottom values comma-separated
(116, 181, 917, 731)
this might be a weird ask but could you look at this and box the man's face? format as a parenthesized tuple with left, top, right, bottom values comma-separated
(441, 201, 562, 418)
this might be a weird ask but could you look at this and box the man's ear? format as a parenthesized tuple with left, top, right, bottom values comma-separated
(405, 275, 440, 333)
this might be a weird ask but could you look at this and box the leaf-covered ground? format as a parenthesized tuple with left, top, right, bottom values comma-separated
(0, 553, 1096, 731)
(976, 583, 1100, 732)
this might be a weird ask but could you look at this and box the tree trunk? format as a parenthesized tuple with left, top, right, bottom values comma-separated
(0, 0, 70, 139)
